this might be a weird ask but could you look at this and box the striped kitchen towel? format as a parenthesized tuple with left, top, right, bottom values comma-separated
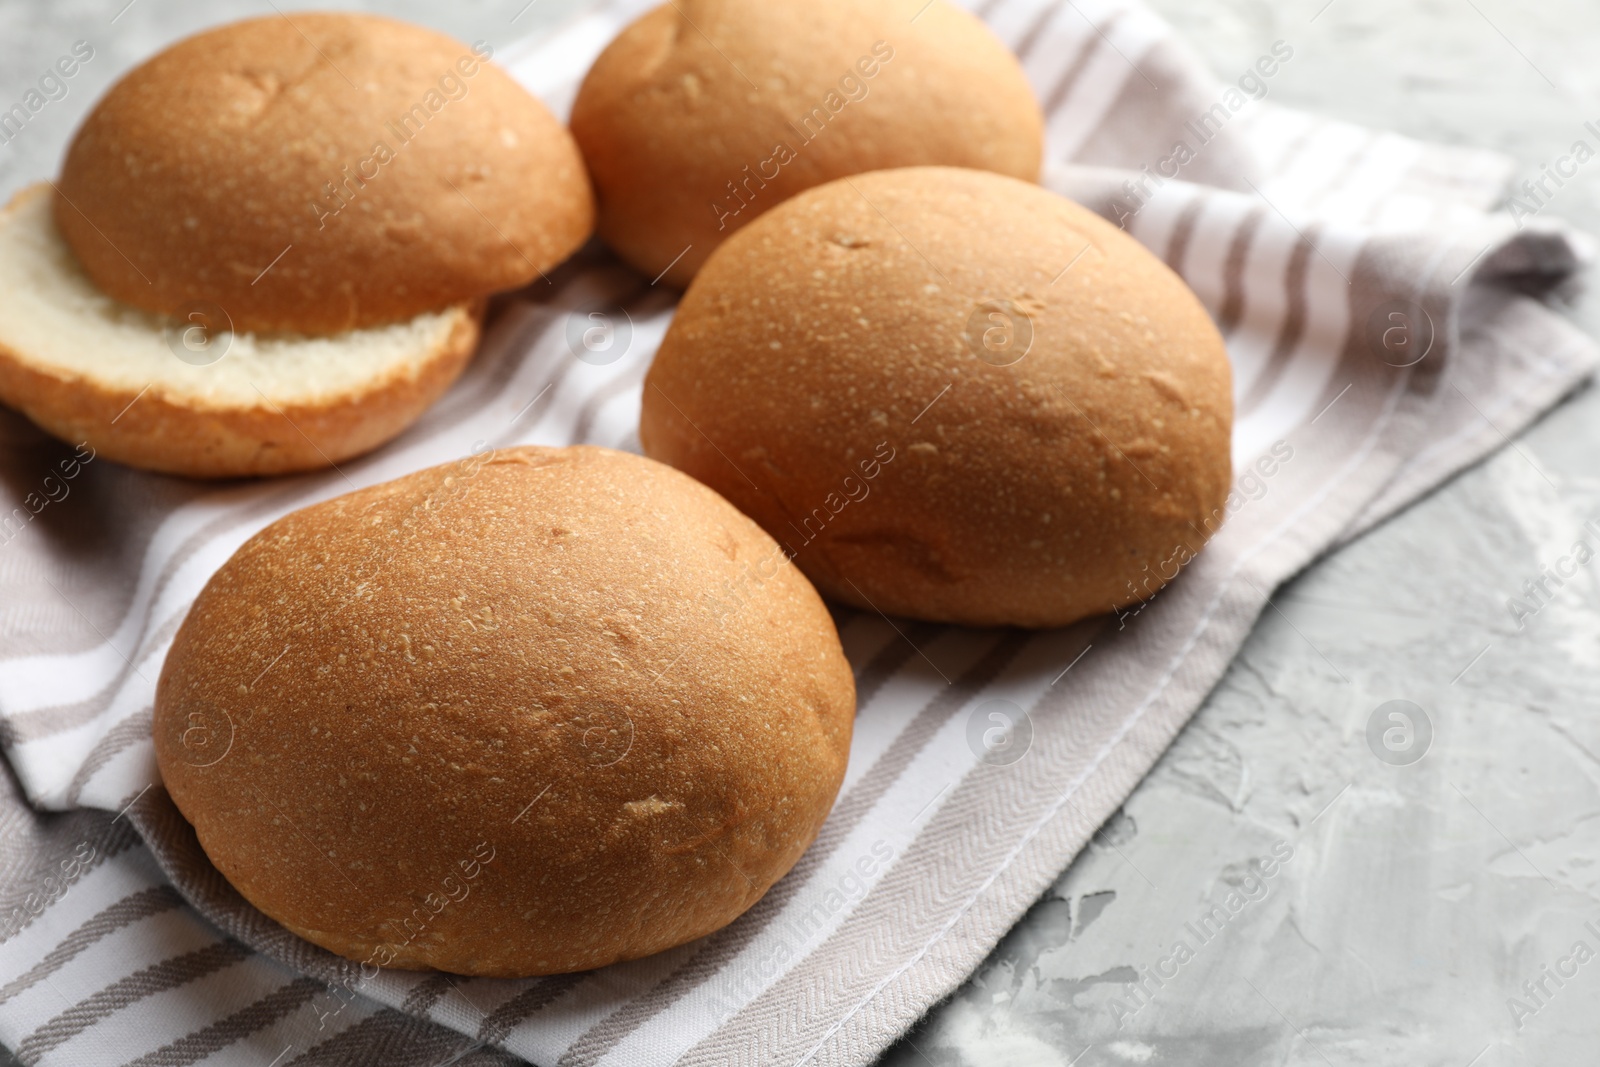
(2, 0, 1595, 1064)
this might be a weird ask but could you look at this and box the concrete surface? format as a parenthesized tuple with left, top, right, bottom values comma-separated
(4, 1, 1600, 1066)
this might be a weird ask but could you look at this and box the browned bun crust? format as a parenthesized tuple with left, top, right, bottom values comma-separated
(570, 0, 1043, 287)
(640, 167, 1234, 629)
(56, 14, 594, 333)
(153, 446, 856, 976)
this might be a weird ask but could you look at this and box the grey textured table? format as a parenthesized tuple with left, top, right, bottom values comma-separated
(4, 2, 1599, 1066)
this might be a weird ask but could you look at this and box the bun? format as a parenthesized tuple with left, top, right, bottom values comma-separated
(570, 0, 1042, 287)
(153, 446, 855, 976)
(640, 167, 1234, 628)
(0, 184, 480, 479)
(56, 13, 593, 334)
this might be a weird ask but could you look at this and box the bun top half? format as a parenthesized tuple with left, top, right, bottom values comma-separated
(154, 445, 856, 976)
(56, 14, 594, 334)
(641, 167, 1234, 628)
(571, 0, 1043, 287)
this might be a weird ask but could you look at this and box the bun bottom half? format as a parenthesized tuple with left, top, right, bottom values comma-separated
(0, 184, 481, 479)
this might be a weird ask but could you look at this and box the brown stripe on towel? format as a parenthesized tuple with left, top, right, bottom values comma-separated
(399, 973, 456, 1017)
(1010, 3, 1062, 62)
(15, 940, 250, 1063)
(62, 709, 154, 807)
(1163, 195, 1207, 273)
(474, 974, 586, 1047)
(1238, 222, 1320, 416)
(1215, 206, 1269, 337)
(286, 1006, 497, 1067)
(0, 885, 182, 1005)
(122, 976, 324, 1067)
(0, 809, 142, 945)
(1040, 10, 1128, 116)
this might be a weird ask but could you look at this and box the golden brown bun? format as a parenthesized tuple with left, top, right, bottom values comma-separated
(57, 14, 594, 333)
(0, 184, 482, 480)
(570, 0, 1042, 286)
(153, 446, 855, 976)
(641, 167, 1234, 629)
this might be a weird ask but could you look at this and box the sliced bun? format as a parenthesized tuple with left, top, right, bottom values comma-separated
(153, 445, 855, 976)
(641, 167, 1234, 629)
(57, 13, 593, 333)
(0, 184, 481, 479)
(571, 0, 1043, 286)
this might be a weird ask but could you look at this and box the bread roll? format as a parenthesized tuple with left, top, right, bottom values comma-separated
(0, 184, 480, 479)
(640, 167, 1234, 629)
(57, 13, 593, 333)
(570, 0, 1042, 287)
(153, 446, 855, 976)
